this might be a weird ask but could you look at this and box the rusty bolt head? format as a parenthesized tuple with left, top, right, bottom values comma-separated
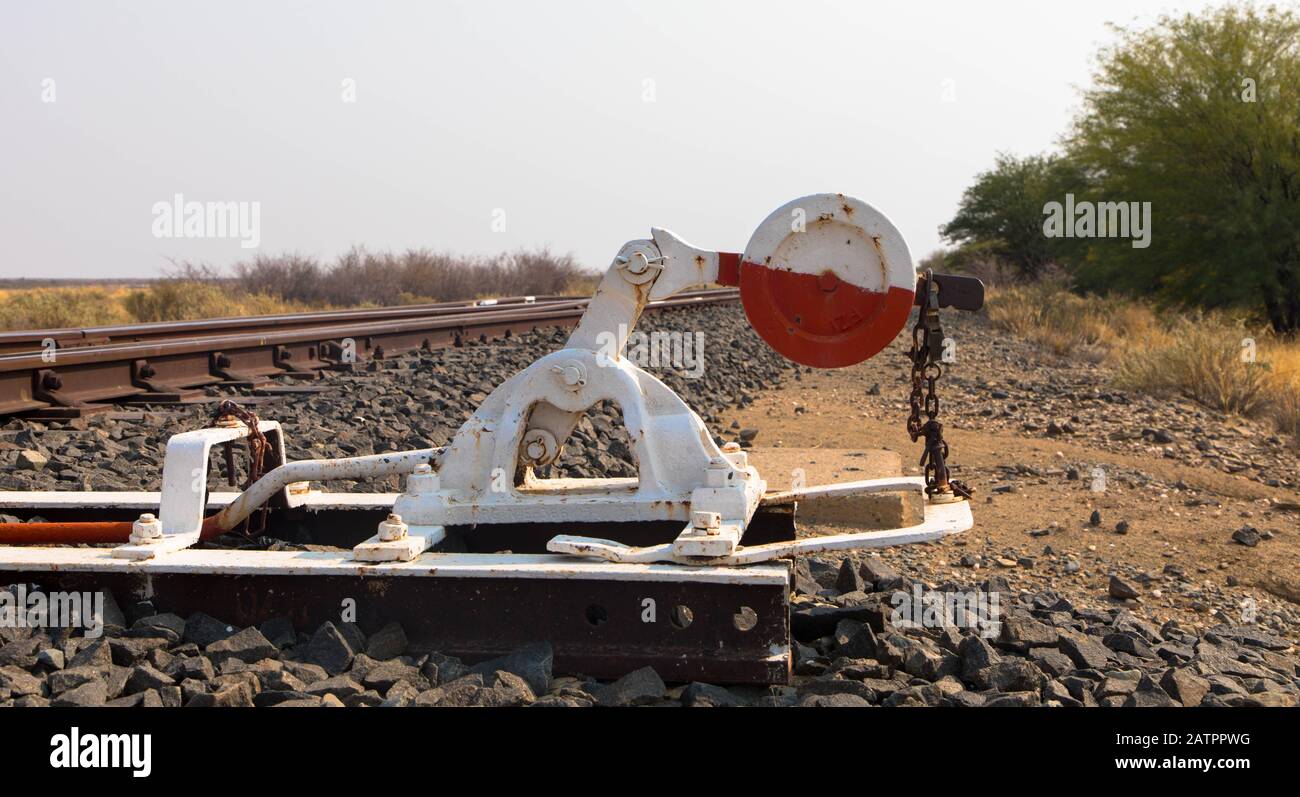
(377, 514, 408, 542)
(406, 465, 439, 494)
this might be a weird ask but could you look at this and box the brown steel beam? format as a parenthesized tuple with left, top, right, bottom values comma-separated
(3, 564, 791, 684)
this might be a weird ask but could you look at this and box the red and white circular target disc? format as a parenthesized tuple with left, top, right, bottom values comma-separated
(740, 194, 917, 368)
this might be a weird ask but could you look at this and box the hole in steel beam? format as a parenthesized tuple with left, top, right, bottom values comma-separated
(585, 604, 608, 626)
(733, 606, 757, 631)
(670, 604, 694, 630)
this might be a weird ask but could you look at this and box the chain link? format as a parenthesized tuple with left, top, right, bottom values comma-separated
(907, 270, 972, 501)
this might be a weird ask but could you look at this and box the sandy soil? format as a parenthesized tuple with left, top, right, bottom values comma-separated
(716, 317, 1300, 642)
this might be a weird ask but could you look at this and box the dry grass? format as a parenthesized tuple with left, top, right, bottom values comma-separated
(987, 282, 1300, 447)
(1273, 382, 1300, 440)
(0, 247, 596, 330)
(0, 287, 134, 329)
(1111, 316, 1280, 416)
(121, 281, 313, 323)
(231, 247, 587, 307)
(986, 281, 1161, 361)
(0, 284, 309, 328)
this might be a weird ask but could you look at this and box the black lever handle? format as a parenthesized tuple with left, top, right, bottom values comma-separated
(913, 272, 985, 312)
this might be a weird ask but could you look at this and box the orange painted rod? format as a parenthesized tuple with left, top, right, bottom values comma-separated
(0, 515, 225, 545)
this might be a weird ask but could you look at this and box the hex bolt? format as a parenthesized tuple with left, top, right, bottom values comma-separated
(692, 511, 722, 536)
(378, 513, 409, 542)
(720, 441, 748, 469)
(406, 463, 439, 494)
(130, 512, 163, 544)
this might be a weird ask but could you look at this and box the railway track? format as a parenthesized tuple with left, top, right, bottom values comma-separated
(0, 294, 569, 355)
(0, 195, 988, 690)
(0, 288, 739, 418)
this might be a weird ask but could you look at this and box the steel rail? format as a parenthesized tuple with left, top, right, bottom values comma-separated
(0, 293, 561, 354)
(0, 288, 739, 417)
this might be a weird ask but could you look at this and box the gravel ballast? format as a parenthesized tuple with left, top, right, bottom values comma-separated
(0, 303, 796, 494)
(2, 575, 1296, 707)
(1, 302, 1297, 706)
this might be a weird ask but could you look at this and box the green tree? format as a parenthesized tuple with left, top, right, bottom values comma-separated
(940, 153, 1083, 278)
(1067, 3, 1300, 333)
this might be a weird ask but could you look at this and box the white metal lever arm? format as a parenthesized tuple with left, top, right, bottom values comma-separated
(548, 498, 973, 566)
(647, 228, 725, 300)
(566, 226, 728, 354)
(564, 238, 661, 352)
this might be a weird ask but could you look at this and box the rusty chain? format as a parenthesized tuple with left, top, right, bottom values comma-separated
(210, 399, 271, 536)
(907, 269, 972, 501)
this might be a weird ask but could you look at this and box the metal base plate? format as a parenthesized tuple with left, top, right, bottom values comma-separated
(0, 548, 791, 684)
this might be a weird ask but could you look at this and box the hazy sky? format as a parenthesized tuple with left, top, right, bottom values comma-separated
(0, 0, 1218, 279)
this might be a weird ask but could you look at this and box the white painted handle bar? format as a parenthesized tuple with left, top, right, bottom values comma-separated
(547, 485, 973, 566)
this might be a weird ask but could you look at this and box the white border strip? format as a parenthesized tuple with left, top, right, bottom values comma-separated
(0, 547, 788, 585)
(0, 490, 396, 511)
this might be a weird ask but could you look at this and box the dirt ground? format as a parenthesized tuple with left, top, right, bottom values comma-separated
(716, 321, 1300, 643)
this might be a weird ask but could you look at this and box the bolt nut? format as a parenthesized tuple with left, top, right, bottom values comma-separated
(691, 511, 722, 535)
(378, 513, 408, 542)
(406, 464, 440, 494)
(129, 513, 163, 544)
